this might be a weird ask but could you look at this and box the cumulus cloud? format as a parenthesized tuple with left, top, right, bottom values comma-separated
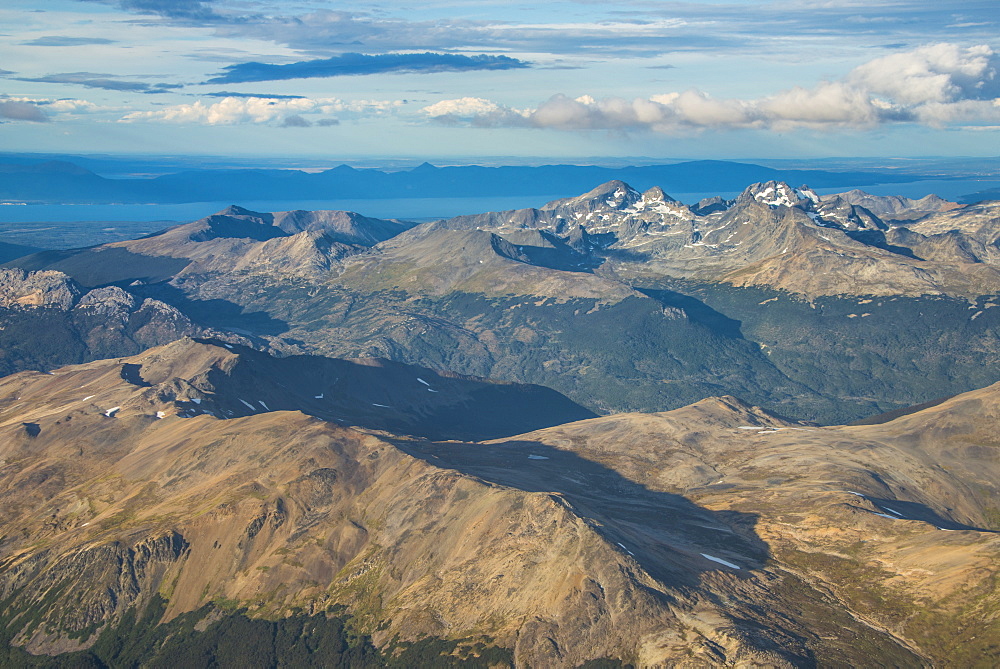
(0, 100, 48, 122)
(0, 96, 99, 121)
(913, 99, 1000, 126)
(757, 82, 893, 129)
(420, 97, 530, 126)
(119, 95, 403, 125)
(206, 52, 529, 84)
(120, 97, 316, 124)
(847, 43, 999, 105)
(40, 98, 101, 113)
(424, 43, 1000, 133)
(425, 92, 756, 132)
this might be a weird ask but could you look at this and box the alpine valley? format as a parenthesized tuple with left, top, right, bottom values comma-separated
(1, 178, 999, 667)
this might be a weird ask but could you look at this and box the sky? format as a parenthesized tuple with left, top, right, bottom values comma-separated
(0, 0, 998, 162)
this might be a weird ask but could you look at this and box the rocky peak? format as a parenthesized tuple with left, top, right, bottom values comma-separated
(824, 190, 958, 221)
(542, 180, 643, 214)
(812, 199, 886, 232)
(217, 204, 269, 220)
(691, 196, 732, 216)
(640, 186, 676, 205)
(74, 286, 137, 314)
(272, 209, 411, 246)
(189, 209, 285, 243)
(738, 181, 819, 209)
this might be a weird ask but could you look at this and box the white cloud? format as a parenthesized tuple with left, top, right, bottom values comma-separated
(422, 96, 530, 126)
(846, 43, 999, 105)
(913, 99, 1000, 127)
(120, 97, 315, 124)
(318, 99, 404, 114)
(44, 98, 101, 113)
(119, 96, 404, 125)
(0, 96, 103, 119)
(758, 82, 891, 128)
(426, 43, 1000, 134)
(651, 91, 754, 128)
(423, 97, 510, 117)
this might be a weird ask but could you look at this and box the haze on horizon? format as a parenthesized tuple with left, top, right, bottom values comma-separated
(0, 0, 998, 162)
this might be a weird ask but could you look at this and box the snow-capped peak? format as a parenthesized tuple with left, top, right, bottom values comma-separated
(742, 181, 817, 209)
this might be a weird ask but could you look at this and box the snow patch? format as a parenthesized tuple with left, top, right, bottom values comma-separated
(372, 403, 390, 408)
(616, 542, 635, 556)
(527, 454, 549, 460)
(754, 185, 799, 208)
(796, 187, 820, 203)
(82, 395, 95, 402)
(314, 393, 324, 399)
(155, 411, 167, 419)
(238, 399, 256, 411)
(258, 400, 270, 410)
(417, 377, 431, 386)
(700, 553, 741, 569)
(104, 407, 120, 417)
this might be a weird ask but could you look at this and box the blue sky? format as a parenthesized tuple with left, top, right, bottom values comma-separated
(1, 0, 998, 161)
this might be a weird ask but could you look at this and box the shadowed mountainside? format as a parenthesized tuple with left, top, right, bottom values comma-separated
(1, 339, 998, 664)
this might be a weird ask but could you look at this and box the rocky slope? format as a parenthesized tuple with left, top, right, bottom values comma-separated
(825, 189, 959, 221)
(423, 387, 1000, 665)
(1, 340, 997, 665)
(0, 268, 207, 375)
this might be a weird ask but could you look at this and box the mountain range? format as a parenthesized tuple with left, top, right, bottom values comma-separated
(0, 158, 926, 205)
(0, 177, 998, 665)
(6, 179, 997, 423)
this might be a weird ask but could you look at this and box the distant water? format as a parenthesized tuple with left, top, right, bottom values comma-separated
(0, 178, 997, 225)
(0, 195, 567, 225)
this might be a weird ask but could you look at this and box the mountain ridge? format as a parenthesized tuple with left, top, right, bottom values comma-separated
(2, 340, 999, 665)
